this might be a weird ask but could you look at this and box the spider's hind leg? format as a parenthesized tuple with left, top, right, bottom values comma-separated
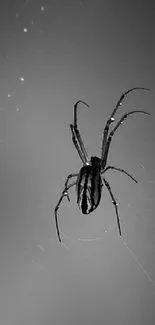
(102, 165, 138, 183)
(54, 173, 78, 242)
(102, 177, 121, 236)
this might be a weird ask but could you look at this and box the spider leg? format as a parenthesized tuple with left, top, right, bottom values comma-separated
(70, 125, 86, 164)
(102, 177, 121, 236)
(101, 165, 138, 183)
(101, 110, 150, 168)
(70, 100, 90, 164)
(101, 87, 149, 164)
(54, 173, 78, 242)
(64, 173, 79, 200)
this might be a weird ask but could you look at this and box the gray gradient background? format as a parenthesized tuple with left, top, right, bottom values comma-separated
(1, 1, 155, 324)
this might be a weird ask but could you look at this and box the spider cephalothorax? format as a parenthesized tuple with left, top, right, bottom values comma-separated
(54, 88, 150, 242)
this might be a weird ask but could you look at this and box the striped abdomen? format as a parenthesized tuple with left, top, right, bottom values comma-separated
(76, 163, 102, 214)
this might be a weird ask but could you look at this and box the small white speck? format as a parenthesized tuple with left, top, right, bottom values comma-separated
(23, 28, 28, 33)
(37, 244, 44, 252)
(140, 164, 145, 169)
(7, 94, 12, 99)
(20, 77, 24, 83)
(41, 6, 44, 11)
(16, 108, 19, 112)
(110, 117, 115, 122)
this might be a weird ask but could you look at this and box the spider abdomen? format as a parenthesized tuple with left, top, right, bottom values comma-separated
(76, 158, 102, 214)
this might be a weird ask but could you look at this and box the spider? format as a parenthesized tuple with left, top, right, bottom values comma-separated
(54, 87, 150, 242)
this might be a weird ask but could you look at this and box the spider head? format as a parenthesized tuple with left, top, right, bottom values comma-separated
(90, 156, 101, 171)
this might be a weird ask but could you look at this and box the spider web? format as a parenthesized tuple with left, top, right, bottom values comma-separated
(59, 227, 155, 290)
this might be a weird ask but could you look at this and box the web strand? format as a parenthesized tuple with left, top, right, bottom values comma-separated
(121, 236, 155, 289)
(60, 230, 155, 289)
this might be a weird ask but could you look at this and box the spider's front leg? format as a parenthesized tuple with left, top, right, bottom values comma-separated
(54, 173, 78, 242)
(70, 100, 90, 164)
(101, 110, 150, 168)
(101, 87, 149, 168)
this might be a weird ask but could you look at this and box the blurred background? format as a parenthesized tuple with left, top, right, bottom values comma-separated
(1, 0, 155, 324)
